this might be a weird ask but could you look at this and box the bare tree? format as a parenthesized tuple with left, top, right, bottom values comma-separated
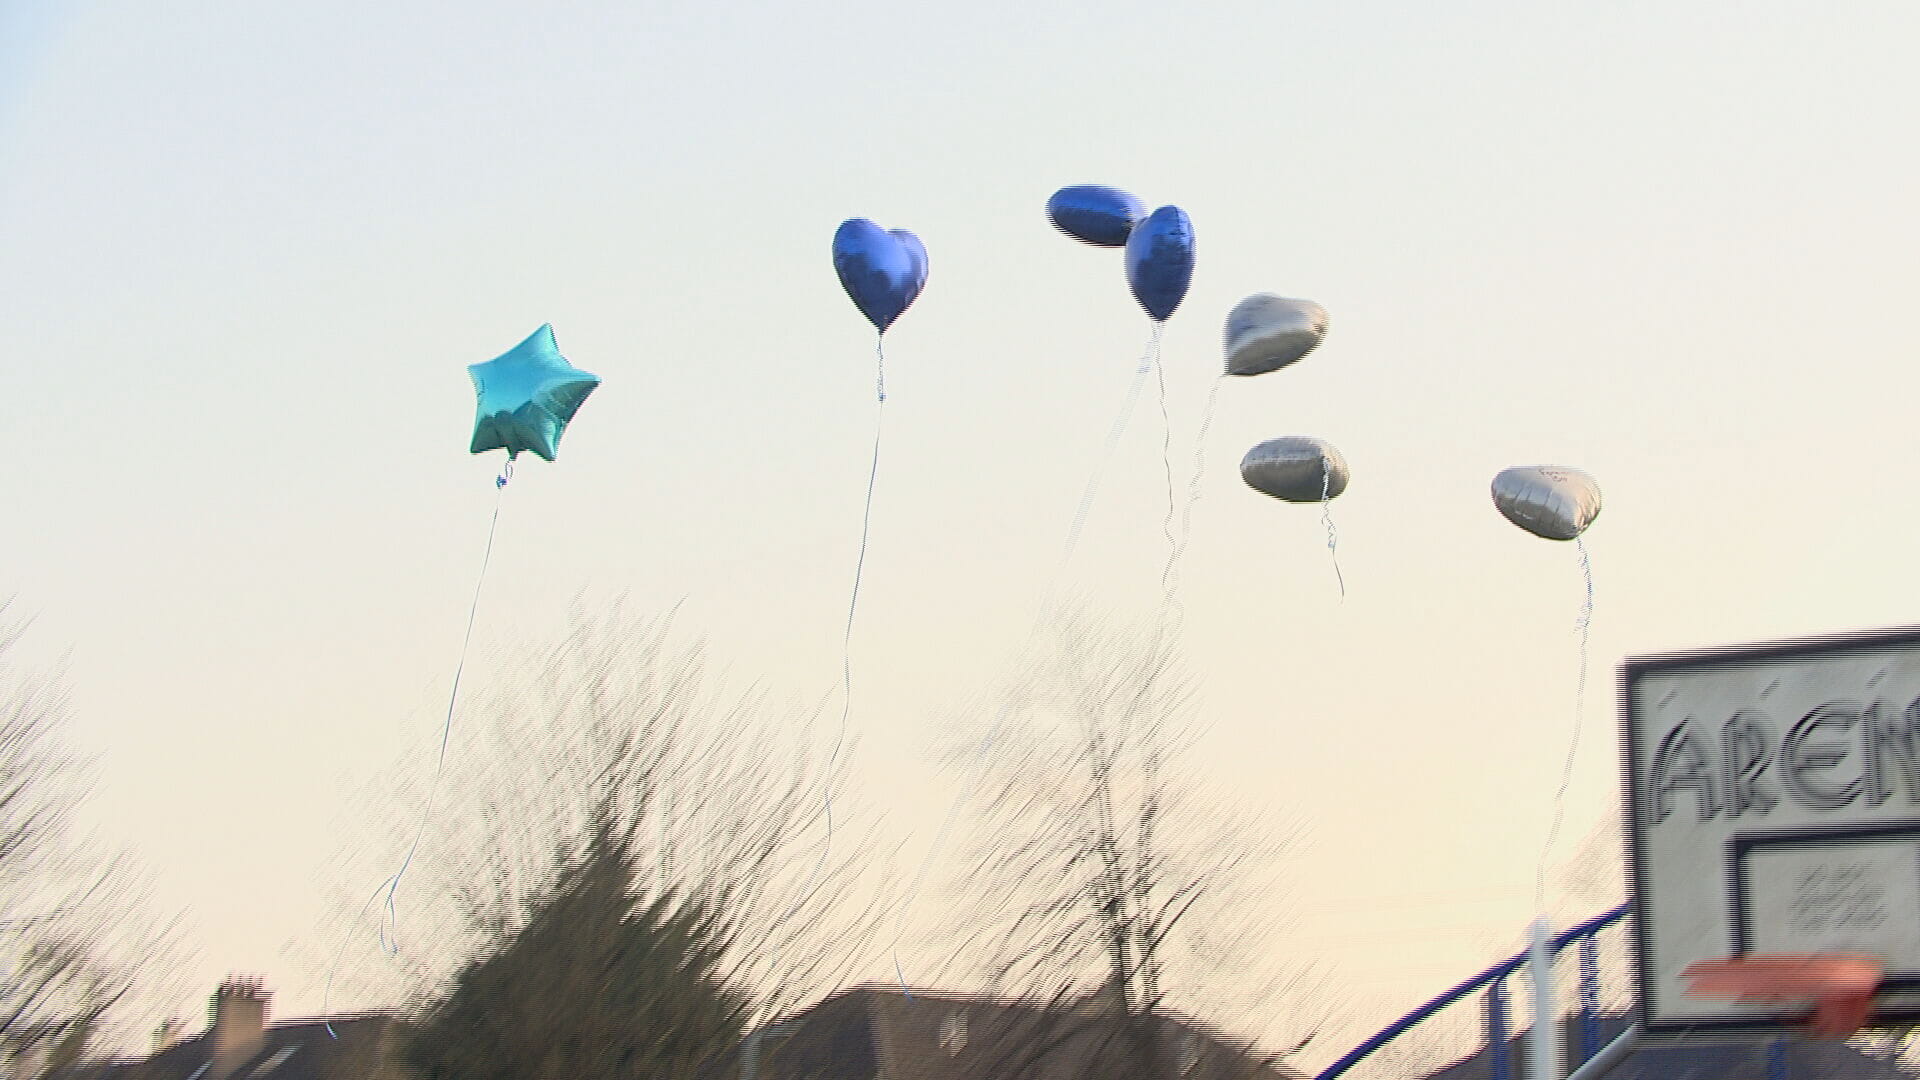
(932, 609, 1326, 1080)
(307, 598, 883, 1029)
(0, 600, 184, 1073)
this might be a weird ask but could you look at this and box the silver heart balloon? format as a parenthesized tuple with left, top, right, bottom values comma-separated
(1224, 294, 1329, 377)
(1492, 466, 1601, 540)
(1241, 437, 1349, 503)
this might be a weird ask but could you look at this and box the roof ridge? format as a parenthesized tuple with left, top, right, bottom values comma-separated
(263, 1012, 394, 1028)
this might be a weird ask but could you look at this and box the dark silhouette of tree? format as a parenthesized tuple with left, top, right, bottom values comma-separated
(310, 599, 880, 1036)
(408, 801, 751, 1080)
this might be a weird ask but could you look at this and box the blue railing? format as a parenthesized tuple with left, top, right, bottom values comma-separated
(1315, 904, 1630, 1080)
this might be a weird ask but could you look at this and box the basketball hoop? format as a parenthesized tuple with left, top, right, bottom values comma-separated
(1681, 954, 1884, 1037)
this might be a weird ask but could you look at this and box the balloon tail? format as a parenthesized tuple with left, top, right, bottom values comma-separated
(875, 333, 887, 404)
(1321, 459, 1346, 598)
(1155, 373, 1222, 638)
(905, 325, 1164, 991)
(891, 714, 1000, 996)
(382, 482, 504, 950)
(322, 880, 393, 1039)
(1535, 535, 1595, 912)
(1179, 377, 1223, 558)
(1138, 319, 1163, 375)
(1151, 338, 1183, 637)
(324, 476, 506, 1032)
(908, 332, 1169, 992)
(832, 393, 884, 827)
(787, 365, 887, 937)
(1053, 326, 1159, 591)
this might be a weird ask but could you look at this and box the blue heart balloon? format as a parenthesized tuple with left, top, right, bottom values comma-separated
(833, 219, 928, 333)
(895, 230, 929, 299)
(1046, 184, 1147, 248)
(1124, 206, 1195, 322)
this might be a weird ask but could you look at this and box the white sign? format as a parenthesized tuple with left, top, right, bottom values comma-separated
(1624, 628, 1920, 1033)
(1740, 835, 1920, 958)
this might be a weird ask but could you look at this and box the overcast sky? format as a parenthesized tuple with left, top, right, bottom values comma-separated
(3, 0, 1919, 1063)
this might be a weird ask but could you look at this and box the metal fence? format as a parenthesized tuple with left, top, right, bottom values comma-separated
(1312, 903, 1920, 1079)
(1314, 906, 1635, 1080)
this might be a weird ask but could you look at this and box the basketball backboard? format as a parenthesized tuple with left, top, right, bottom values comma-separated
(1623, 626, 1920, 1034)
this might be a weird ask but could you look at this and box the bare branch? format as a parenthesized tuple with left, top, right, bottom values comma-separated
(305, 597, 883, 1027)
(933, 607, 1323, 1071)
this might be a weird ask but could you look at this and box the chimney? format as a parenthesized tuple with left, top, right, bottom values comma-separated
(209, 977, 269, 1078)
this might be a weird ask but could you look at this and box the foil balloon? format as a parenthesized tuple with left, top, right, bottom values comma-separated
(1225, 295, 1330, 377)
(468, 324, 601, 463)
(1492, 466, 1602, 540)
(833, 219, 929, 332)
(1241, 437, 1349, 503)
(1046, 184, 1147, 247)
(1124, 206, 1195, 322)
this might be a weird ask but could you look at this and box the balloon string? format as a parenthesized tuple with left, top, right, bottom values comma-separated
(322, 881, 392, 1039)
(1151, 337, 1182, 637)
(787, 348, 887, 935)
(324, 472, 507, 1036)
(831, 392, 884, 841)
(1535, 535, 1594, 913)
(1178, 377, 1223, 562)
(902, 322, 1165, 993)
(1320, 458, 1346, 598)
(1053, 324, 1160, 589)
(1157, 373, 1223, 639)
(891, 712, 1002, 998)
(380, 485, 503, 951)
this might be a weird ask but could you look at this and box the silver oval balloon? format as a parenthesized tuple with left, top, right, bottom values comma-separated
(1241, 437, 1349, 503)
(1224, 294, 1329, 377)
(1492, 466, 1601, 541)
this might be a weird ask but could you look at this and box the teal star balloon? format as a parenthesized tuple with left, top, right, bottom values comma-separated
(468, 324, 601, 463)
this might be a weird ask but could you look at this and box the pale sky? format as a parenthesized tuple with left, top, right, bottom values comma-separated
(4, 0, 1920, 1066)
